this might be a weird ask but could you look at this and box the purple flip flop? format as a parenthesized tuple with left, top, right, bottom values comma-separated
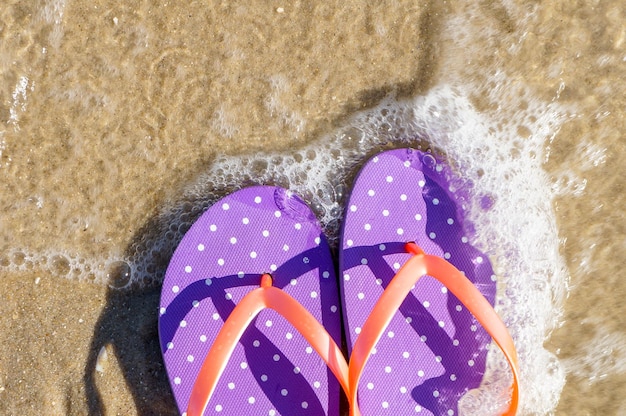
(159, 186, 343, 415)
(340, 149, 499, 415)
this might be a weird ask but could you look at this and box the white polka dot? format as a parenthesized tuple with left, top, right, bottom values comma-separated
(250, 251, 257, 258)
(364, 223, 371, 231)
(222, 203, 230, 210)
(418, 370, 424, 377)
(400, 194, 407, 201)
(491, 274, 498, 282)
(303, 256, 310, 264)
(230, 237, 237, 244)
(371, 347, 377, 355)
(210, 224, 217, 232)
(174, 377, 181, 385)
(184, 266, 192, 273)
(423, 300, 430, 308)
(367, 382, 374, 390)
(293, 366, 300, 374)
(273, 354, 280, 361)
(240, 362, 248, 369)
(471, 325, 478, 332)
(322, 271, 330, 278)
(306, 346, 313, 354)
(373, 156, 379, 162)
(313, 381, 320, 389)
(468, 360, 475, 367)
(286, 332, 293, 340)
(160, 307, 166, 315)
(217, 258, 225, 266)
(378, 244, 386, 251)
(436, 164, 443, 172)
(200, 335, 207, 342)
(447, 218, 454, 225)
(404, 160, 411, 167)
(450, 374, 457, 381)
(476, 256, 484, 264)
(215, 404, 223, 412)
(192, 300, 199, 308)
(346, 239, 353, 247)
(368, 189, 375, 196)
(254, 196, 262, 203)
(415, 213, 422, 221)
(406, 317, 413, 324)
(435, 356, 442, 363)
(248, 397, 255, 404)
(403, 351, 410, 358)
(225, 293, 232, 300)
(253, 340, 260, 347)
(456, 305, 462, 312)
(441, 287, 448, 293)
(355, 327, 361, 334)
(444, 252, 451, 259)
(212, 313, 220, 320)
(461, 236, 469, 243)
(260, 374, 268, 381)
(387, 331, 395, 338)
(453, 339, 460, 346)
(270, 264, 277, 271)
(314, 237, 321, 244)
(330, 305, 338, 313)
(432, 198, 439, 205)
(310, 291, 318, 298)
(265, 320, 272, 327)
(281, 389, 288, 396)
(290, 279, 297, 286)
(360, 258, 368, 265)
(172, 285, 179, 293)
(283, 244, 289, 251)
(439, 321, 445, 328)
(375, 278, 382, 285)
(179, 320, 187, 327)
(228, 382, 235, 389)
(448, 410, 455, 416)
(429, 232, 436, 239)
(415, 405, 423, 412)
(274, 211, 281, 218)
(205, 278, 212, 286)
(393, 262, 401, 269)
(242, 217, 250, 224)
(343, 274, 350, 281)
(262, 230, 269, 237)
(397, 228, 404, 235)
(400, 386, 408, 394)
(350, 205, 357, 212)
(433, 390, 440, 397)
(420, 335, 427, 342)
(269, 411, 276, 416)
(167, 342, 174, 350)
(187, 355, 194, 362)
(295, 223, 302, 230)
(385, 366, 392, 373)
(357, 293, 365, 300)
(197, 244, 205, 251)
(382, 401, 389, 408)
(301, 402, 308, 409)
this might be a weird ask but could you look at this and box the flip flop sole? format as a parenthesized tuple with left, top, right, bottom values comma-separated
(340, 149, 497, 415)
(159, 186, 342, 415)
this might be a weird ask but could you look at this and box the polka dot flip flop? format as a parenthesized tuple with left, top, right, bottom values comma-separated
(339, 149, 519, 416)
(159, 186, 347, 415)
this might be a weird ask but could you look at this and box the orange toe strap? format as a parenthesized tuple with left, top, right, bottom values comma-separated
(186, 274, 350, 416)
(348, 244, 519, 416)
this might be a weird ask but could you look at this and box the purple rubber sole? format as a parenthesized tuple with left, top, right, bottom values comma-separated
(340, 149, 497, 415)
(159, 186, 342, 415)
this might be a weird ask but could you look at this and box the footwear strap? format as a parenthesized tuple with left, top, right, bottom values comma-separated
(347, 243, 519, 416)
(186, 274, 350, 416)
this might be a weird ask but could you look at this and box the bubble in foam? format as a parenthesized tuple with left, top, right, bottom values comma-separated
(106, 260, 132, 289)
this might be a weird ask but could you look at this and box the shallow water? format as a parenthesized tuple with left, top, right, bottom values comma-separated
(1, 1, 625, 415)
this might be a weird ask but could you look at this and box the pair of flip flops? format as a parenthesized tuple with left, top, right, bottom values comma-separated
(159, 148, 519, 416)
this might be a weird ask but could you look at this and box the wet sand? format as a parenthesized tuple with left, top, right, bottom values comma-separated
(1, 1, 625, 415)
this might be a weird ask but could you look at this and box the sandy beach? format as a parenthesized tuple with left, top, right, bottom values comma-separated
(1, 1, 625, 415)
